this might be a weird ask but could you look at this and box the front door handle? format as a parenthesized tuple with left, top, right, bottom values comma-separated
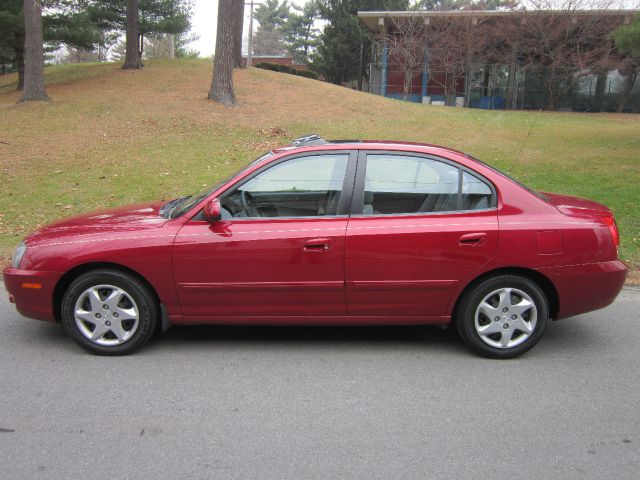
(304, 238, 332, 252)
(459, 232, 487, 246)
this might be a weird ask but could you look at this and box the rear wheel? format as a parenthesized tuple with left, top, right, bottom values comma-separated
(456, 275, 548, 359)
(61, 269, 157, 355)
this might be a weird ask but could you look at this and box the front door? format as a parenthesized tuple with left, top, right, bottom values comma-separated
(173, 151, 356, 320)
(345, 152, 499, 319)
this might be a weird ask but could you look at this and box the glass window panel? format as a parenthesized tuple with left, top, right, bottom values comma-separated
(363, 155, 460, 214)
(461, 171, 492, 210)
(223, 154, 349, 218)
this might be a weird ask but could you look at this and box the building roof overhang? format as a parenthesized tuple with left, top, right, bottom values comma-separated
(357, 9, 639, 33)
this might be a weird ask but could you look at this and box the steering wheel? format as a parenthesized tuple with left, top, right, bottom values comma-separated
(240, 190, 259, 217)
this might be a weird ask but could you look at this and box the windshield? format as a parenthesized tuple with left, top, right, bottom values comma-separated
(167, 151, 274, 219)
(466, 155, 549, 202)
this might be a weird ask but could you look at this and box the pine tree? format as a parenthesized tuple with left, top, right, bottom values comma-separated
(613, 14, 640, 57)
(209, 0, 236, 105)
(283, 0, 320, 63)
(20, 0, 48, 101)
(251, 0, 290, 56)
(1, 0, 100, 89)
(233, 0, 244, 67)
(313, 1, 409, 85)
(87, 0, 191, 68)
(122, 0, 140, 68)
(0, 0, 23, 82)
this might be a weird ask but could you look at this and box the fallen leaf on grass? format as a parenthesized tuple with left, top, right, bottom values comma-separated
(258, 126, 291, 138)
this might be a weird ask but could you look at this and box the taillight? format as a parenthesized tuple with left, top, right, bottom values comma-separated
(603, 216, 620, 248)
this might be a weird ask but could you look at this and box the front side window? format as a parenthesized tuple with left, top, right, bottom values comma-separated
(221, 154, 349, 218)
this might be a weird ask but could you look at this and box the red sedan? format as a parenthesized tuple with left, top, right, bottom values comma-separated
(3, 136, 627, 357)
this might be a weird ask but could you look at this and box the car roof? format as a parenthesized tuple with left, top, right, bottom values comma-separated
(272, 135, 469, 158)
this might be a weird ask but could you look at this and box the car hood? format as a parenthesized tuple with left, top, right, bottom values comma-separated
(26, 201, 167, 242)
(542, 192, 612, 217)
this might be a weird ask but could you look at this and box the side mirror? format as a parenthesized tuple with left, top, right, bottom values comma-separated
(203, 198, 222, 222)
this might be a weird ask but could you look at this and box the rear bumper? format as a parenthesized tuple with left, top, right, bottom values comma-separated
(540, 259, 628, 319)
(3, 268, 61, 322)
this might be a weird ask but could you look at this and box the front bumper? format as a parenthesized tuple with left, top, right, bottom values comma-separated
(3, 268, 62, 322)
(540, 259, 628, 319)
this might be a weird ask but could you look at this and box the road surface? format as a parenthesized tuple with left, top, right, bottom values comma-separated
(1, 288, 638, 479)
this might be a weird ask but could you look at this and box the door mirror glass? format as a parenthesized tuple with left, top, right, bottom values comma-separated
(203, 198, 222, 222)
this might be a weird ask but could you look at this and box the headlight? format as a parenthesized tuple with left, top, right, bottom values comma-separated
(12, 242, 27, 269)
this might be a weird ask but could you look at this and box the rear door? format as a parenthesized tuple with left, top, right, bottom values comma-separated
(345, 151, 499, 319)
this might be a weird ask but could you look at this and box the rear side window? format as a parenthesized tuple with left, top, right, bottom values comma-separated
(361, 154, 493, 215)
(461, 172, 492, 210)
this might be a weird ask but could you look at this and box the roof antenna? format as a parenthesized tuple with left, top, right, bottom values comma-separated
(507, 109, 542, 176)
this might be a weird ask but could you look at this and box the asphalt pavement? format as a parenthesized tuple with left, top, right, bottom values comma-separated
(1, 287, 639, 479)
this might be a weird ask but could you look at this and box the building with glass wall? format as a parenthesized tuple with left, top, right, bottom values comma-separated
(358, 9, 640, 112)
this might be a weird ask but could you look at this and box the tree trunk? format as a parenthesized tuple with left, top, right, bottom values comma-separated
(123, 0, 141, 69)
(463, 43, 472, 108)
(482, 65, 490, 97)
(506, 46, 518, 109)
(546, 66, 557, 111)
(304, 22, 312, 58)
(19, 0, 48, 102)
(547, 88, 557, 111)
(617, 68, 637, 113)
(449, 75, 456, 106)
(16, 45, 25, 90)
(594, 72, 607, 112)
(402, 69, 410, 101)
(138, 33, 145, 58)
(357, 40, 363, 91)
(233, 0, 244, 68)
(209, 0, 236, 106)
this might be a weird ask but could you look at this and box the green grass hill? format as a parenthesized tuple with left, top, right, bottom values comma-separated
(1, 59, 638, 279)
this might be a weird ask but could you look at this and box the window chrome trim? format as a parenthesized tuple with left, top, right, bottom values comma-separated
(348, 207, 498, 219)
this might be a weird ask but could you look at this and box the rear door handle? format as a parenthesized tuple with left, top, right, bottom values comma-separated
(304, 238, 332, 252)
(459, 232, 487, 246)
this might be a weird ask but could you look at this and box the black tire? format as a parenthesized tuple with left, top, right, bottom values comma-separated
(455, 275, 548, 359)
(61, 269, 158, 355)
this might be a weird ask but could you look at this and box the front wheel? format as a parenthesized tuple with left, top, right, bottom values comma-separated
(456, 275, 549, 359)
(61, 269, 158, 355)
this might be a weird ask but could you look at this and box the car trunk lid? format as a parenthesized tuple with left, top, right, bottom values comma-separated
(542, 192, 620, 247)
(542, 192, 612, 217)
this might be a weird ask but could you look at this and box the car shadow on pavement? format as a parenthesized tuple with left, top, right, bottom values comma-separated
(154, 323, 465, 353)
(6, 312, 607, 357)
(151, 316, 605, 356)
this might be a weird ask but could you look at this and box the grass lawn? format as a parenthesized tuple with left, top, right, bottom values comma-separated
(1, 59, 638, 280)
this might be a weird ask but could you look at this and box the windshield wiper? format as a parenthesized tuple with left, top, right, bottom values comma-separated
(160, 196, 190, 219)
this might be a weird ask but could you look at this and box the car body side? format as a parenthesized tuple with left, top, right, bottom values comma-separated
(3, 143, 627, 326)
